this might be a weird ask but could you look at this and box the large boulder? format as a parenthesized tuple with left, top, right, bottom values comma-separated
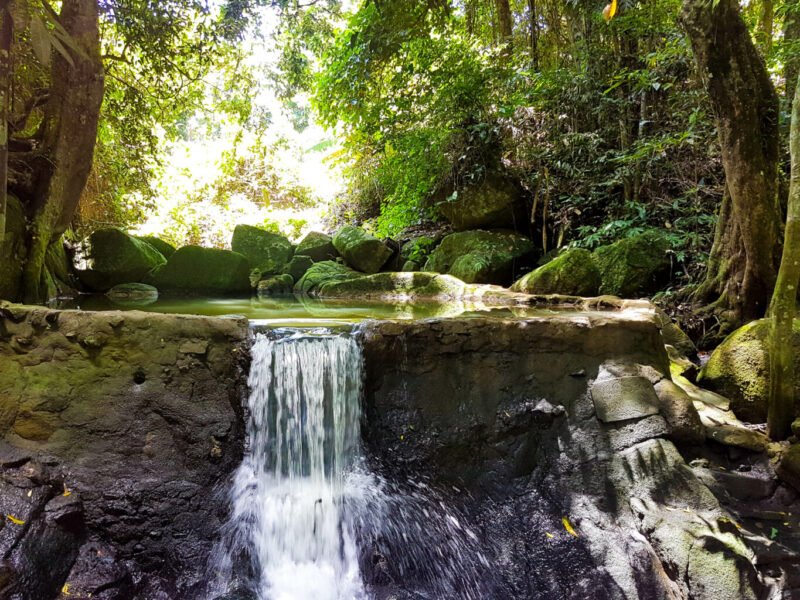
(231, 225, 294, 272)
(510, 248, 600, 296)
(76, 229, 166, 292)
(423, 230, 535, 285)
(0, 305, 248, 597)
(282, 255, 314, 282)
(332, 226, 392, 274)
(136, 236, 176, 258)
(0, 196, 26, 301)
(317, 271, 468, 300)
(698, 319, 800, 423)
(295, 261, 362, 295)
(148, 246, 251, 295)
(295, 231, 339, 262)
(593, 231, 672, 297)
(437, 175, 523, 231)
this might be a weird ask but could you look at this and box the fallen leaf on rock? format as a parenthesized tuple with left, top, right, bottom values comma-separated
(63, 483, 72, 497)
(562, 517, 579, 537)
(545, 532, 554, 539)
(6, 515, 24, 525)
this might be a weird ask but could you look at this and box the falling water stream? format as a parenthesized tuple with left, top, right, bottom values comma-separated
(212, 327, 491, 600)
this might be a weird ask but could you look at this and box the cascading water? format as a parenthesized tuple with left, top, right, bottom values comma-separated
(211, 327, 493, 600)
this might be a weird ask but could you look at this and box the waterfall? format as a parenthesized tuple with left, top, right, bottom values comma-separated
(211, 327, 492, 600)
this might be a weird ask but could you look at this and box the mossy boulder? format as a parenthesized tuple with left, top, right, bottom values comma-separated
(283, 255, 314, 282)
(295, 231, 338, 262)
(295, 261, 362, 295)
(77, 229, 166, 292)
(437, 175, 523, 231)
(106, 283, 159, 307)
(231, 225, 294, 272)
(698, 318, 800, 423)
(0, 195, 26, 301)
(423, 230, 535, 285)
(319, 271, 468, 300)
(593, 231, 672, 297)
(136, 236, 176, 258)
(510, 248, 600, 296)
(332, 226, 392, 274)
(148, 246, 251, 295)
(257, 274, 295, 297)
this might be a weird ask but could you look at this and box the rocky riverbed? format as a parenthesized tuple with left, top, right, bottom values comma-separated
(0, 300, 797, 599)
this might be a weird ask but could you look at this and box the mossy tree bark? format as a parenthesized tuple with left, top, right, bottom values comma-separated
(19, 0, 104, 303)
(768, 72, 800, 440)
(681, 0, 782, 329)
(0, 1, 11, 243)
(495, 0, 512, 53)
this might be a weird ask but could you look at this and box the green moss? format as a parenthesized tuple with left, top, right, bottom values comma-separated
(698, 319, 800, 423)
(0, 195, 26, 301)
(423, 230, 534, 285)
(231, 225, 294, 271)
(295, 261, 362, 295)
(79, 229, 166, 291)
(296, 231, 338, 262)
(149, 246, 251, 294)
(283, 255, 314, 281)
(136, 236, 176, 258)
(511, 248, 600, 296)
(593, 230, 671, 297)
(332, 225, 392, 273)
(320, 271, 467, 299)
(437, 175, 520, 231)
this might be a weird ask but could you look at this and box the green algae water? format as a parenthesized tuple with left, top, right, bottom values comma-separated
(58, 294, 566, 325)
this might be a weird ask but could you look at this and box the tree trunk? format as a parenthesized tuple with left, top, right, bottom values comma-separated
(495, 0, 512, 53)
(758, 0, 774, 54)
(681, 0, 782, 328)
(0, 1, 11, 243)
(21, 0, 103, 303)
(528, 0, 538, 69)
(785, 2, 800, 109)
(768, 72, 800, 440)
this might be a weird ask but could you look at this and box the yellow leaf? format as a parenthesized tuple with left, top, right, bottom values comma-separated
(62, 583, 71, 595)
(63, 483, 72, 497)
(562, 516, 579, 537)
(545, 532, 554, 539)
(603, 0, 618, 21)
(6, 514, 25, 525)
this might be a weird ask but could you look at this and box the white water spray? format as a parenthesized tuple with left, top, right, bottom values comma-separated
(211, 328, 492, 600)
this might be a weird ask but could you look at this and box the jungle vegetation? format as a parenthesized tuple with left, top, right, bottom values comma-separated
(2, 0, 800, 434)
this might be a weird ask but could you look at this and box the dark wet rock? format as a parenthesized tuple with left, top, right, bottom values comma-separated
(332, 226, 392, 274)
(106, 283, 158, 307)
(777, 444, 800, 492)
(148, 246, 251, 295)
(511, 248, 600, 296)
(591, 375, 661, 422)
(593, 230, 672, 297)
(76, 229, 166, 293)
(0, 304, 249, 598)
(282, 254, 314, 282)
(359, 308, 778, 599)
(437, 174, 524, 231)
(698, 318, 800, 423)
(423, 230, 535, 285)
(654, 378, 705, 444)
(231, 225, 294, 272)
(256, 274, 294, 297)
(295, 231, 339, 263)
(0, 195, 26, 301)
(135, 236, 176, 259)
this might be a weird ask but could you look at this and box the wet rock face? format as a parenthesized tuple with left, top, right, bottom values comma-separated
(0, 304, 249, 599)
(358, 312, 773, 599)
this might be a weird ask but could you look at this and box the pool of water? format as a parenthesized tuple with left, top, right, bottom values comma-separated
(57, 294, 568, 325)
